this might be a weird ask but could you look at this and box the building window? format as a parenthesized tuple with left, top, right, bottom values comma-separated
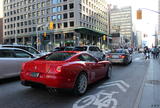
(37, 18, 41, 24)
(29, 28, 32, 32)
(52, 7, 57, 12)
(32, 4, 36, 10)
(52, 0, 61, 4)
(24, 28, 27, 33)
(32, 19, 36, 24)
(33, 27, 36, 32)
(24, 21, 27, 25)
(28, 20, 32, 25)
(57, 6, 62, 12)
(32, 12, 36, 17)
(41, 10, 45, 15)
(69, 12, 74, 18)
(47, 8, 50, 14)
(58, 23, 62, 28)
(63, 13, 68, 19)
(37, 3, 41, 9)
(42, 2, 45, 7)
(63, 5, 67, 10)
(47, 16, 50, 21)
(52, 15, 57, 21)
(37, 11, 40, 16)
(69, 3, 74, 9)
(63, 0, 67, 2)
(70, 21, 74, 27)
(57, 14, 62, 20)
(21, 22, 23, 26)
(64, 22, 68, 27)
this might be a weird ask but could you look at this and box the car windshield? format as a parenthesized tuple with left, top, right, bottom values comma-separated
(111, 49, 126, 53)
(25, 47, 40, 54)
(44, 52, 76, 61)
(73, 47, 87, 51)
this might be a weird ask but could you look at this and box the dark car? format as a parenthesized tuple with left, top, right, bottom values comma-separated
(52, 46, 74, 52)
(107, 49, 132, 65)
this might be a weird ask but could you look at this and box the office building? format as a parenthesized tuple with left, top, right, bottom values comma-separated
(110, 6, 133, 47)
(3, 0, 108, 49)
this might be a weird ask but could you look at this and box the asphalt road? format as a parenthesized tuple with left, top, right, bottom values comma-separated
(0, 53, 159, 108)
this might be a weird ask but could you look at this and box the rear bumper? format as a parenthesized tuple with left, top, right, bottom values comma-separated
(108, 58, 124, 63)
(20, 72, 75, 89)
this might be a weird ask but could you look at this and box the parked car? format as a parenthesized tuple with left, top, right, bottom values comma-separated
(20, 51, 112, 95)
(107, 49, 132, 65)
(0, 48, 35, 79)
(0, 44, 42, 57)
(73, 46, 105, 60)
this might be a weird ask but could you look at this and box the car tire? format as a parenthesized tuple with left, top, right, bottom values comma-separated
(105, 65, 112, 79)
(73, 73, 88, 96)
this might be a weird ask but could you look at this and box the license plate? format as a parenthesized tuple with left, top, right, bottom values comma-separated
(30, 72, 40, 78)
(112, 55, 119, 58)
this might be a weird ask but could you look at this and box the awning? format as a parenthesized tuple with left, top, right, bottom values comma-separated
(74, 27, 107, 36)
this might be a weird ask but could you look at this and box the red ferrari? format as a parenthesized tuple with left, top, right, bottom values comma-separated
(20, 51, 112, 95)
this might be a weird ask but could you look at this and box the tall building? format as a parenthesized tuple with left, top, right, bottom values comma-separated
(0, 18, 3, 44)
(3, 0, 108, 49)
(110, 6, 133, 47)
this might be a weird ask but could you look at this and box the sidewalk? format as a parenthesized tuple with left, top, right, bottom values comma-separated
(136, 58, 160, 108)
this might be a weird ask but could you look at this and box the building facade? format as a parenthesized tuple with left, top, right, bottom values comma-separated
(0, 18, 3, 44)
(110, 6, 133, 47)
(3, 0, 108, 50)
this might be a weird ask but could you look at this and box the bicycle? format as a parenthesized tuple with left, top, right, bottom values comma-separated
(73, 90, 119, 108)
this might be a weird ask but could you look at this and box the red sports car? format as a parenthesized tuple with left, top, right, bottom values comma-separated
(20, 51, 112, 95)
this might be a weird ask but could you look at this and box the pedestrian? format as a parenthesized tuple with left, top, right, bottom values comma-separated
(144, 46, 150, 60)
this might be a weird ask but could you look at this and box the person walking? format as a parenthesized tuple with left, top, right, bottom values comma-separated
(144, 46, 150, 60)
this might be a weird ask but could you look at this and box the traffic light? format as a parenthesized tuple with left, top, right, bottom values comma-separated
(137, 10, 142, 19)
(49, 21, 54, 30)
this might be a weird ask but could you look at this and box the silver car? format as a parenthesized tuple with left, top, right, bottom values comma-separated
(0, 48, 35, 79)
(73, 46, 105, 60)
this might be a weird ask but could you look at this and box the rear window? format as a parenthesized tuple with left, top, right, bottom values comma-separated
(44, 52, 76, 61)
(73, 47, 87, 51)
(111, 49, 126, 53)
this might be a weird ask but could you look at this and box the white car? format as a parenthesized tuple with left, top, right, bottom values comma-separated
(0, 48, 35, 79)
(73, 46, 105, 60)
(0, 44, 42, 57)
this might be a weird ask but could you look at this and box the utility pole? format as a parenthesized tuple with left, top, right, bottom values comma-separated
(107, 4, 111, 49)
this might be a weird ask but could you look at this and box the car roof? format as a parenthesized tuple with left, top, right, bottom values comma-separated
(1, 44, 32, 47)
(0, 47, 34, 55)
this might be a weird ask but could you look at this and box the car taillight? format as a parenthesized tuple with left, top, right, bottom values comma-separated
(55, 66, 62, 73)
(107, 55, 112, 58)
(119, 55, 125, 59)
